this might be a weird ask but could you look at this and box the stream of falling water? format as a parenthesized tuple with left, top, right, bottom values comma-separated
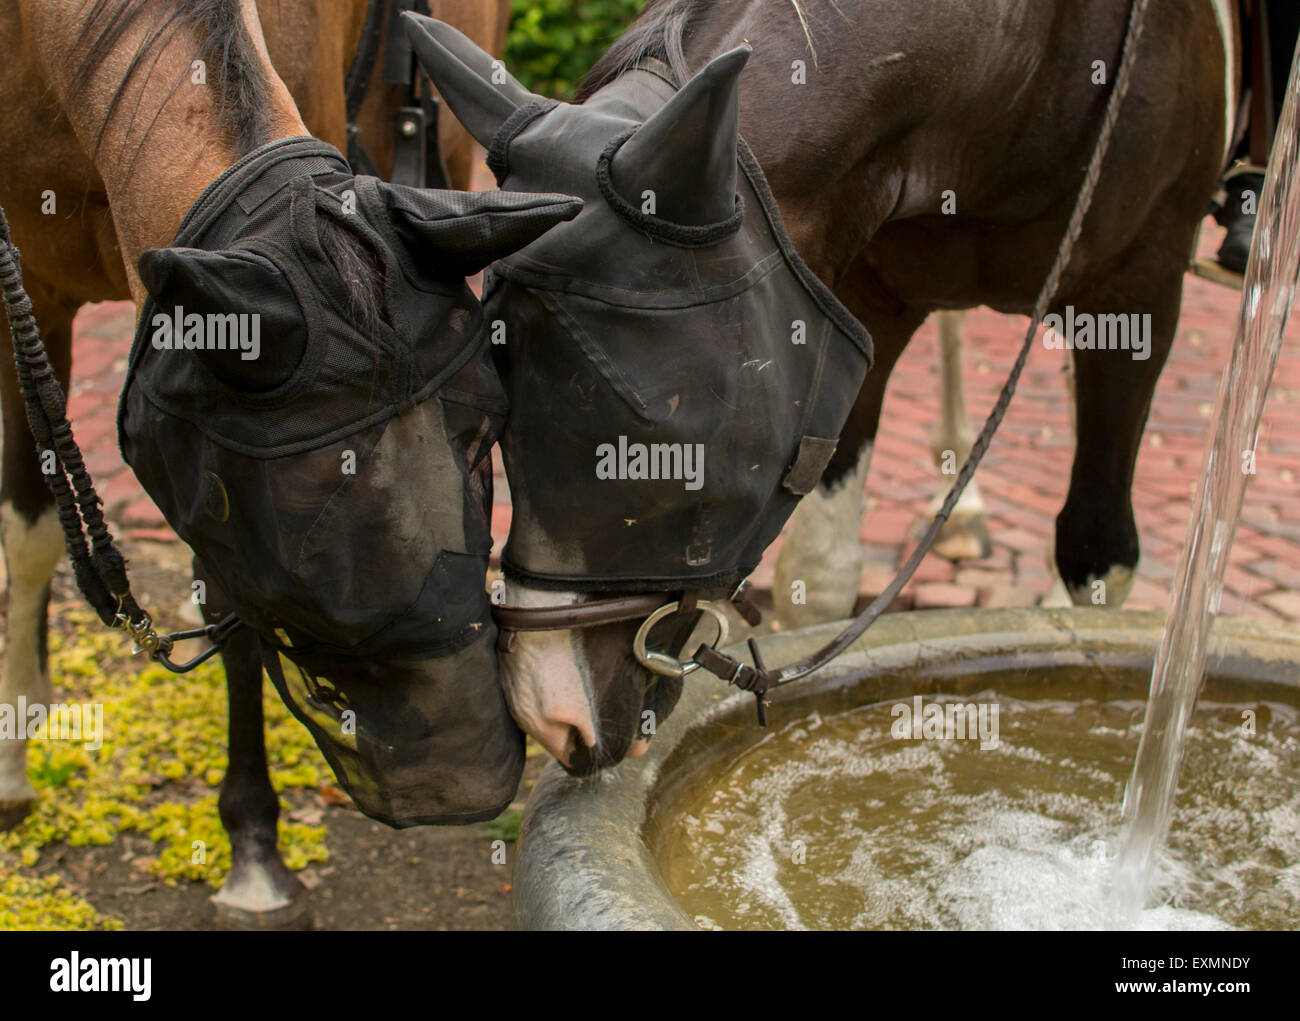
(1110, 44, 1300, 922)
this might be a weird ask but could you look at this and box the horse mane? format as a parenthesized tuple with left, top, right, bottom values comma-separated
(317, 214, 386, 335)
(68, 0, 274, 160)
(68, 2, 383, 331)
(575, 0, 706, 101)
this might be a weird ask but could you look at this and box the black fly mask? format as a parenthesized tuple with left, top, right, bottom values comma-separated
(119, 136, 580, 825)
(404, 17, 872, 600)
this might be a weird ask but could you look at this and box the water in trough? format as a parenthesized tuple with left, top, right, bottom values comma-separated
(660, 685, 1300, 930)
(660, 45, 1300, 934)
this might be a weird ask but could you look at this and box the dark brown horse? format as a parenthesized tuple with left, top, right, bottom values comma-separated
(406, 0, 1239, 771)
(0, 0, 524, 927)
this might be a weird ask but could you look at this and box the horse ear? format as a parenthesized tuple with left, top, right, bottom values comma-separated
(401, 12, 542, 148)
(610, 46, 751, 226)
(138, 247, 307, 392)
(378, 183, 582, 275)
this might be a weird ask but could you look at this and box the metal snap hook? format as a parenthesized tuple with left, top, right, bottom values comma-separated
(633, 600, 729, 678)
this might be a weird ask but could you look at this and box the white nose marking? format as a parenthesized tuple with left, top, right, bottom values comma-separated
(498, 583, 599, 765)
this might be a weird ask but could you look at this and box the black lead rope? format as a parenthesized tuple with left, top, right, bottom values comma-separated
(693, 0, 1153, 722)
(0, 202, 241, 672)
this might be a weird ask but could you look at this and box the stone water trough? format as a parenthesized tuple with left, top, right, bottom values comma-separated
(513, 607, 1300, 930)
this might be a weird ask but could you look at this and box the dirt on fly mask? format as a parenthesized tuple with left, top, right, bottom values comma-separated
(404, 18, 872, 607)
(119, 136, 581, 826)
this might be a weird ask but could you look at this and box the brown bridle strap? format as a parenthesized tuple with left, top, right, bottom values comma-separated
(493, 592, 681, 655)
(492, 592, 671, 634)
(491, 580, 761, 633)
(491, 583, 762, 655)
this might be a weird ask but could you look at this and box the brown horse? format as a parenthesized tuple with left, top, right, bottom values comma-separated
(0, 0, 515, 926)
(406, 0, 1240, 772)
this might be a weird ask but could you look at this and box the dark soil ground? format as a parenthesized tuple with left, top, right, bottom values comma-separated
(36, 786, 539, 930)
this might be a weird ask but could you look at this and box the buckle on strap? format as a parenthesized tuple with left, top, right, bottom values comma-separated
(111, 599, 243, 673)
(728, 579, 763, 627)
(692, 636, 772, 727)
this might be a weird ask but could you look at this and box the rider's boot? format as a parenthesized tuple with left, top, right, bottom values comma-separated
(1214, 163, 1267, 275)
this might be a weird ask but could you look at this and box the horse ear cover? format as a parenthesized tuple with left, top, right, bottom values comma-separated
(138, 246, 307, 391)
(376, 181, 582, 275)
(609, 46, 750, 226)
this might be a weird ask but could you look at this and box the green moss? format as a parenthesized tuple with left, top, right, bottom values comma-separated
(0, 865, 123, 931)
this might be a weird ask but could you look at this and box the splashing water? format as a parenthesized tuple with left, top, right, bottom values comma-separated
(1111, 45, 1300, 920)
(662, 692, 1300, 930)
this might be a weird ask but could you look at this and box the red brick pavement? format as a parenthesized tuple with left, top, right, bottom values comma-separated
(9, 217, 1300, 625)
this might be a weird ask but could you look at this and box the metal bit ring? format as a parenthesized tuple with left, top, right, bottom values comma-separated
(633, 600, 729, 678)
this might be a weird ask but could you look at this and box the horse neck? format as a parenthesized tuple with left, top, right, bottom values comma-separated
(257, 0, 370, 153)
(26, 0, 310, 303)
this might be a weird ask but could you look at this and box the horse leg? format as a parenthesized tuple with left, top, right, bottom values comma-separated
(0, 280, 76, 829)
(1041, 343, 1079, 607)
(1054, 252, 1184, 608)
(927, 310, 993, 561)
(774, 299, 926, 628)
(198, 561, 309, 928)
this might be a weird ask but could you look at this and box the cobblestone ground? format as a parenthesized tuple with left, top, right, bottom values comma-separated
(14, 220, 1300, 626)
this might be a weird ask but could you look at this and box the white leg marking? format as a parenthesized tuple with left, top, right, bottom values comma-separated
(210, 864, 301, 914)
(929, 311, 990, 559)
(931, 312, 974, 474)
(0, 504, 64, 805)
(499, 583, 598, 767)
(774, 442, 873, 628)
(1065, 564, 1136, 609)
(929, 475, 987, 520)
(1209, 0, 1239, 165)
(1041, 572, 1074, 609)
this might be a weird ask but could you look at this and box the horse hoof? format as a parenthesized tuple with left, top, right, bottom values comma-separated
(0, 798, 34, 831)
(211, 888, 311, 930)
(929, 513, 992, 562)
(210, 863, 311, 930)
